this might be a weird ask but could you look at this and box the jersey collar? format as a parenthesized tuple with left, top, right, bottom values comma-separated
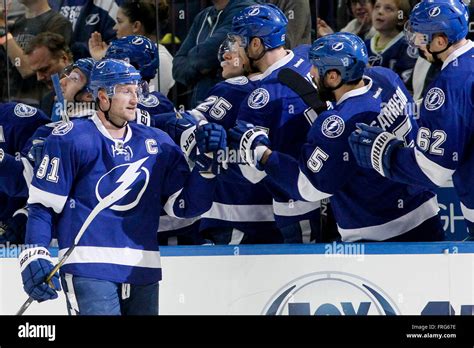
(91, 111, 133, 145)
(441, 40, 474, 71)
(255, 50, 295, 80)
(370, 31, 404, 55)
(336, 76, 373, 105)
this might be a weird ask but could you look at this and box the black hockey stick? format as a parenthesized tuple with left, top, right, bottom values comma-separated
(277, 68, 328, 114)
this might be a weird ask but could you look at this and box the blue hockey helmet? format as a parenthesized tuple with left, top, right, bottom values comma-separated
(90, 58, 142, 98)
(105, 35, 159, 81)
(308, 32, 368, 83)
(230, 4, 288, 49)
(405, 0, 469, 47)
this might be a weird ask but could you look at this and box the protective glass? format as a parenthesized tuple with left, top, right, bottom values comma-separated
(112, 80, 149, 99)
(404, 21, 429, 48)
(218, 36, 240, 62)
(60, 65, 84, 84)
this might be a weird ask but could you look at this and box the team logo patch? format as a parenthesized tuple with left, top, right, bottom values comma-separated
(225, 76, 249, 85)
(248, 7, 260, 16)
(132, 37, 144, 45)
(406, 46, 419, 59)
(424, 87, 445, 111)
(429, 6, 441, 17)
(52, 121, 74, 136)
(139, 94, 160, 107)
(96, 61, 106, 69)
(248, 88, 270, 109)
(368, 54, 383, 66)
(332, 42, 344, 51)
(85, 14, 100, 25)
(14, 103, 37, 118)
(321, 115, 345, 138)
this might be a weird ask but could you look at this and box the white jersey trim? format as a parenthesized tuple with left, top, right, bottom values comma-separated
(337, 76, 373, 105)
(338, 196, 440, 242)
(414, 147, 455, 186)
(441, 40, 474, 70)
(59, 246, 161, 269)
(258, 50, 295, 80)
(163, 188, 183, 218)
(21, 157, 34, 187)
(91, 112, 133, 144)
(460, 203, 474, 223)
(239, 164, 267, 184)
(28, 185, 68, 214)
(201, 202, 275, 222)
(273, 199, 320, 217)
(158, 215, 200, 232)
(297, 171, 332, 202)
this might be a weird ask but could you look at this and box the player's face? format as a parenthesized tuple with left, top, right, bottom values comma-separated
(28, 46, 70, 89)
(372, 0, 399, 32)
(109, 84, 139, 121)
(220, 40, 245, 78)
(60, 68, 87, 102)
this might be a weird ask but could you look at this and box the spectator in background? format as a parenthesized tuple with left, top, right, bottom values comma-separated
(365, 0, 416, 88)
(172, 0, 256, 108)
(49, 0, 119, 59)
(0, 0, 72, 106)
(267, 0, 311, 49)
(89, 0, 175, 96)
(24, 32, 73, 116)
(317, 0, 376, 40)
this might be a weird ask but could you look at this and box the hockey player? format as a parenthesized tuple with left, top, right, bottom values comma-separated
(349, 0, 474, 235)
(104, 35, 175, 117)
(18, 59, 224, 315)
(0, 103, 49, 243)
(229, 4, 321, 243)
(229, 32, 444, 242)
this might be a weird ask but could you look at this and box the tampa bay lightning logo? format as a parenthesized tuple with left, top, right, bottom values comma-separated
(52, 121, 74, 136)
(139, 94, 160, 107)
(96, 61, 106, 69)
(248, 6, 261, 16)
(406, 46, 419, 59)
(424, 87, 445, 111)
(332, 42, 344, 51)
(85, 14, 100, 25)
(429, 6, 441, 17)
(263, 271, 400, 315)
(95, 157, 150, 211)
(225, 76, 249, 85)
(368, 54, 383, 66)
(132, 37, 144, 45)
(321, 115, 345, 138)
(14, 103, 37, 118)
(248, 88, 270, 109)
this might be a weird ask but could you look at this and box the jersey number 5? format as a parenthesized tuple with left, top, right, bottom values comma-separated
(307, 147, 329, 173)
(36, 155, 60, 183)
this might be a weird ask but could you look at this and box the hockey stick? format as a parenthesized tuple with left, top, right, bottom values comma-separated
(277, 68, 328, 114)
(16, 157, 148, 315)
(51, 73, 69, 123)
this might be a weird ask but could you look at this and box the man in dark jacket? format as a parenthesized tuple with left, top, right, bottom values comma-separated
(172, 0, 257, 108)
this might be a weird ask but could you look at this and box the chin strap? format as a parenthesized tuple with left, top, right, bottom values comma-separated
(427, 41, 452, 64)
(97, 97, 128, 129)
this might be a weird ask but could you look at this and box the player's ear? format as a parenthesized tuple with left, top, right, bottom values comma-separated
(97, 89, 109, 105)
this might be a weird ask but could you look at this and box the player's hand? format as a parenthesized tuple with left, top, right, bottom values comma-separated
(316, 18, 334, 37)
(228, 120, 270, 168)
(19, 247, 61, 302)
(196, 122, 226, 154)
(27, 137, 46, 165)
(88, 31, 109, 60)
(348, 123, 402, 178)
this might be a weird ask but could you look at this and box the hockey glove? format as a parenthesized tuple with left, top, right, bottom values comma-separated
(194, 122, 227, 178)
(228, 120, 270, 169)
(19, 247, 61, 302)
(348, 123, 402, 178)
(27, 137, 46, 165)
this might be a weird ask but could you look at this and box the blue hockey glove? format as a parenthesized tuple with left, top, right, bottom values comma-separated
(27, 137, 46, 165)
(228, 120, 270, 168)
(194, 122, 227, 178)
(19, 247, 61, 302)
(348, 123, 402, 178)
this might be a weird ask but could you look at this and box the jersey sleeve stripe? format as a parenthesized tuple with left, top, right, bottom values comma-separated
(414, 147, 455, 186)
(158, 215, 200, 232)
(460, 203, 474, 224)
(59, 246, 161, 269)
(338, 196, 440, 242)
(272, 199, 321, 217)
(201, 202, 275, 222)
(20, 157, 34, 188)
(28, 185, 68, 214)
(163, 188, 183, 218)
(239, 164, 267, 184)
(297, 170, 332, 202)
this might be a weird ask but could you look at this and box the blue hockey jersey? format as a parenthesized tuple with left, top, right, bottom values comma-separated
(0, 103, 49, 220)
(26, 112, 216, 284)
(138, 90, 176, 117)
(263, 66, 440, 241)
(365, 32, 418, 88)
(389, 41, 474, 233)
(236, 50, 321, 228)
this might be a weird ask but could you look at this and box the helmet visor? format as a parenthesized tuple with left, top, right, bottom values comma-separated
(112, 80, 149, 99)
(218, 36, 241, 62)
(404, 21, 429, 48)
